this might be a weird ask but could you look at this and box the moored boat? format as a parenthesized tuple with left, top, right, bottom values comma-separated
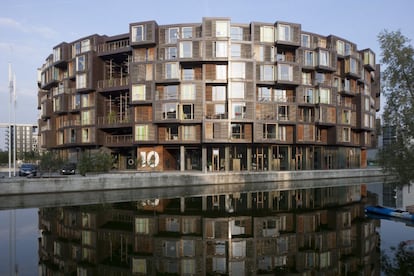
(365, 205, 414, 221)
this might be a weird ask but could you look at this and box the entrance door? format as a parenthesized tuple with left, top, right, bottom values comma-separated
(255, 147, 264, 171)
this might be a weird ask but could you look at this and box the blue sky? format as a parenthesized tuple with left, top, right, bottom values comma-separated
(0, 0, 413, 150)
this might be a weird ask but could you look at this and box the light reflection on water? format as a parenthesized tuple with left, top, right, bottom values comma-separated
(0, 182, 412, 275)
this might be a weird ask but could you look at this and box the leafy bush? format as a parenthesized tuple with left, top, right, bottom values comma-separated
(78, 151, 113, 176)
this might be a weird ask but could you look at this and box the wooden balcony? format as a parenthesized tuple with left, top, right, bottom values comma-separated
(105, 134, 133, 146)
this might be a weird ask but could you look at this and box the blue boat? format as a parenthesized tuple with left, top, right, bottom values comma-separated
(365, 205, 414, 221)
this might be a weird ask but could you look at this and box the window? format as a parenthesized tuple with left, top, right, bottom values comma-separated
(258, 87, 271, 102)
(230, 62, 245, 79)
(215, 104, 226, 118)
(342, 110, 351, 124)
(345, 43, 351, 55)
(166, 47, 177, 59)
(274, 89, 287, 102)
(231, 103, 246, 119)
(231, 123, 244, 138)
(165, 63, 178, 79)
(132, 25, 145, 42)
(70, 129, 76, 143)
(166, 217, 180, 232)
(164, 241, 178, 257)
(216, 21, 229, 37)
(213, 86, 226, 101)
(132, 258, 147, 274)
(180, 41, 192, 58)
(182, 104, 194, 120)
(349, 58, 358, 74)
(304, 51, 314, 66)
(213, 257, 226, 274)
(263, 124, 276, 139)
(318, 88, 330, 104)
(183, 125, 195, 139)
(231, 26, 243, 40)
(364, 97, 370, 111)
(81, 94, 92, 108)
(304, 88, 314, 103)
(135, 218, 149, 234)
(315, 72, 325, 84)
(165, 85, 178, 99)
(181, 84, 195, 100)
(82, 230, 92, 246)
(167, 27, 179, 43)
(260, 65, 274, 81)
(182, 27, 192, 38)
(278, 24, 291, 41)
(231, 44, 241, 58)
(337, 40, 345, 55)
(81, 110, 91, 125)
(260, 26, 274, 42)
(166, 126, 178, 140)
(53, 47, 61, 62)
(229, 82, 245, 99)
(232, 241, 246, 257)
(164, 103, 178, 119)
(278, 64, 293, 81)
(342, 127, 350, 142)
(182, 68, 194, 80)
(76, 55, 85, 71)
(302, 72, 312, 85)
(73, 94, 81, 109)
(73, 39, 90, 56)
(81, 128, 90, 142)
(301, 34, 310, 47)
(216, 65, 227, 80)
(278, 105, 289, 120)
(319, 50, 330, 67)
(182, 259, 195, 274)
(319, 252, 331, 268)
(278, 125, 286, 140)
(76, 73, 87, 89)
(135, 125, 149, 141)
(215, 41, 228, 57)
(132, 84, 146, 101)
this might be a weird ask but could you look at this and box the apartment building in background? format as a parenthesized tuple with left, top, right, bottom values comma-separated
(37, 17, 380, 172)
(2, 123, 38, 159)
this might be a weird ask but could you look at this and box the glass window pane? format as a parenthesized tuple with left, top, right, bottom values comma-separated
(215, 41, 228, 57)
(216, 21, 228, 37)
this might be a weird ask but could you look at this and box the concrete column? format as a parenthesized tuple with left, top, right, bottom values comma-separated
(202, 146, 207, 173)
(180, 197, 185, 213)
(225, 146, 230, 172)
(247, 147, 252, 171)
(202, 196, 207, 211)
(268, 147, 272, 171)
(180, 146, 185, 171)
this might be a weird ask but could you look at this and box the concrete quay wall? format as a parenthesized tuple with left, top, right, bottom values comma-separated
(0, 168, 391, 196)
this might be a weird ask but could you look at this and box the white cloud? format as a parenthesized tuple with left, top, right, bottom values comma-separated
(0, 17, 57, 39)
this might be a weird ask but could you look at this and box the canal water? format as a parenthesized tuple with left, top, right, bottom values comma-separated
(0, 181, 413, 275)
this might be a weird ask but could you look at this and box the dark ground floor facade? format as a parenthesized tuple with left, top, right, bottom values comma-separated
(62, 144, 365, 172)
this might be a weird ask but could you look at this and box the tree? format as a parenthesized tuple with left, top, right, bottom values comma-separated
(378, 30, 414, 183)
(39, 151, 64, 176)
(77, 150, 113, 176)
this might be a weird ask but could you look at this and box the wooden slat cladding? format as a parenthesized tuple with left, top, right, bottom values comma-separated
(134, 106, 152, 122)
(297, 124, 315, 142)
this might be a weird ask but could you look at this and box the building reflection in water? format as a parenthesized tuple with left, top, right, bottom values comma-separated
(38, 185, 380, 275)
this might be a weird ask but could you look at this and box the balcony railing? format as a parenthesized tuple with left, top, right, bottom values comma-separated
(105, 134, 133, 145)
(97, 116, 131, 126)
(97, 77, 129, 90)
(97, 39, 130, 53)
